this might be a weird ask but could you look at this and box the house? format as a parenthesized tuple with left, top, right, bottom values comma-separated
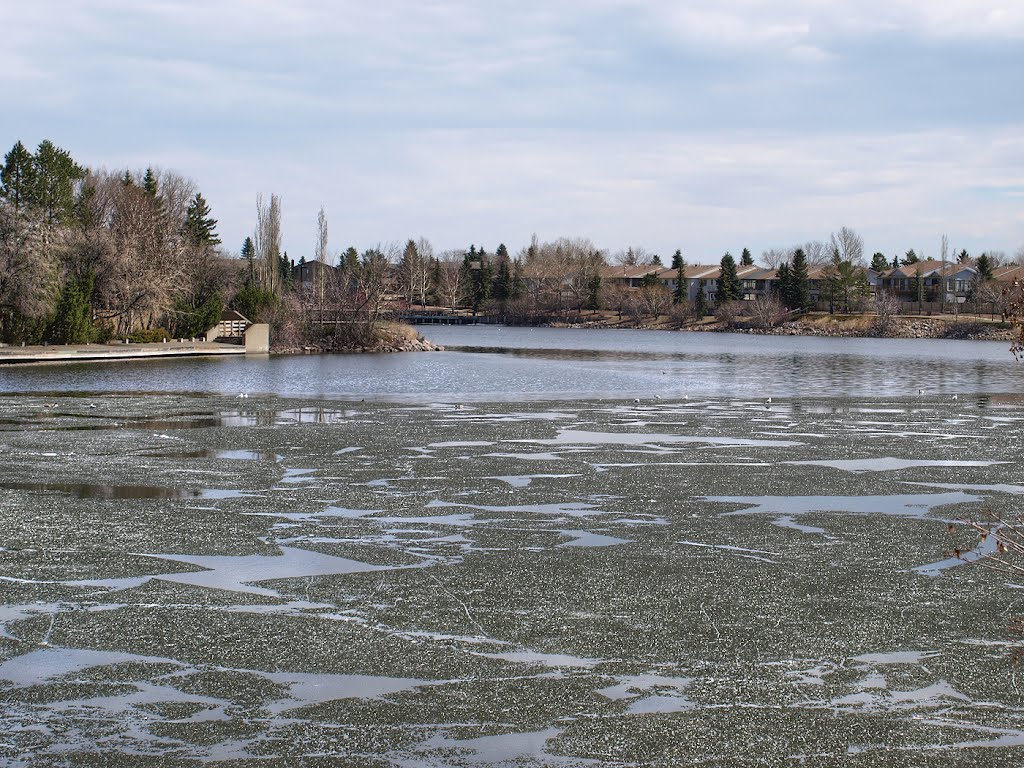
(878, 260, 978, 303)
(290, 259, 339, 291)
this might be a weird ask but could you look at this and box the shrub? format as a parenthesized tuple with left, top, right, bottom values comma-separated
(128, 328, 171, 343)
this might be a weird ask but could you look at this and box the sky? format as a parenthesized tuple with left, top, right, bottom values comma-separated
(2, 0, 1022, 263)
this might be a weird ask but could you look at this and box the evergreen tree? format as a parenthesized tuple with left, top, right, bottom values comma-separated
(185, 192, 220, 246)
(870, 252, 889, 272)
(776, 262, 793, 308)
(279, 250, 293, 291)
(587, 275, 602, 312)
(241, 236, 256, 283)
(740, 248, 754, 266)
(891, 254, 900, 268)
(717, 252, 741, 303)
(46, 272, 96, 344)
(790, 248, 812, 311)
(957, 248, 970, 264)
(510, 258, 525, 300)
(905, 249, 919, 264)
(30, 140, 85, 226)
(976, 253, 994, 281)
(0, 141, 36, 211)
(695, 279, 708, 318)
(142, 167, 159, 198)
(672, 250, 686, 304)
(121, 170, 134, 187)
(650, 253, 662, 266)
(494, 257, 511, 302)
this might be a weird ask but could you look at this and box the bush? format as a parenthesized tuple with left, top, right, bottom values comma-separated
(128, 328, 171, 343)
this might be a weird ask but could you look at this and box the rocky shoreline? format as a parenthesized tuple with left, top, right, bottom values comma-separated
(271, 331, 444, 355)
(720, 317, 1015, 341)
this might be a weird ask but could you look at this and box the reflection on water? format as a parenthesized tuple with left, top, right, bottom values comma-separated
(0, 326, 1019, 400)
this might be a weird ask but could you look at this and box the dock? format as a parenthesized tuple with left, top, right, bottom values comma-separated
(0, 340, 247, 365)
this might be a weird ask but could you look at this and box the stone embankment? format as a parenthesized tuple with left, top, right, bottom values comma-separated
(726, 318, 1014, 341)
(272, 335, 443, 355)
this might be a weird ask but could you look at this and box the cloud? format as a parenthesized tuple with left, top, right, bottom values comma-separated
(2, 1, 1021, 261)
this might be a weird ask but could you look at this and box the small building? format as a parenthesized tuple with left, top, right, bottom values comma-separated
(214, 309, 250, 338)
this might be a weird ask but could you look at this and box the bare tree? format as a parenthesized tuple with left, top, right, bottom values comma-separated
(830, 227, 865, 266)
(254, 194, 282, 293)
(315, 206, 328, 327)
(871, 290, 902, 335)
(0, 203, 60, 336)
(748, 293, 786, 329)
(436, 249, 467, 310)
(802, 240, 830, 266)
(761, 248, 792, 269)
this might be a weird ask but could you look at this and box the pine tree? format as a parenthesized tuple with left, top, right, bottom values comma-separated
(0, 140, 36, 211)
(121, 170, 134, 187)
(740, 248, 754, 266)
(870, 252, 889, 272)
(240, 237, 256, 284)
(976, 253, 994, 281)
(30, 140, 85, 226)
(695, 279, 708, 318)
(718, 252, 741, 303)
(905, 249, 919, 264)
(790, 248, 811, 311)
(776, 262, 793, 308)
(185, 193, 220, 246)
(891, 254, 900, 268)
(672, 250, 686, 304)
(142, 167, 159, 198)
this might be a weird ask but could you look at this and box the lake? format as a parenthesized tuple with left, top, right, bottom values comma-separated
(1, 329, 1022, 765)
(0, 326, 1021, 400)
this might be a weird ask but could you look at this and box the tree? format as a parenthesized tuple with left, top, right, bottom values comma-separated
(905, 249, 919, 264)
(776, 262, 793, 308)
(976, 253, 994, 281)
(790, 248, 812, 312)
(672, 250, 686, 304)
(46, 271, 97, 344)
(740, 248, 754, 266)
(830, 226, 865, 266)
(870, 252, 890, 272)
(694, 280, 708, 318)
(0, 141, 36, 212)
(142, 167, 159, 198)
(717, 252, 741, 303)
(240, 236, 255, 283)
(958, 248, 971, 264)
(185, 193, 220, 246)
(314, 207, 329, 326)
(254, 194, 282, 293)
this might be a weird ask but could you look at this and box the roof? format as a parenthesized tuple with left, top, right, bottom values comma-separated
(221, 309, 250, 322)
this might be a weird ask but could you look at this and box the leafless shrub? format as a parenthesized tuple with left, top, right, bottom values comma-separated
(748, 294, 786, 329)
(715, 300, 743, 327)
(870, 290, 902, 336)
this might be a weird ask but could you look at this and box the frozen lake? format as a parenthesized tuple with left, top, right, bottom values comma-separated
(1, 331, 1023, 765)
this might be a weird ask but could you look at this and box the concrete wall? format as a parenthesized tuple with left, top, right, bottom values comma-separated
(244, 324, 270, 354)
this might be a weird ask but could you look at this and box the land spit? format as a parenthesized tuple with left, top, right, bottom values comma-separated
(0, 393, 1023, 765)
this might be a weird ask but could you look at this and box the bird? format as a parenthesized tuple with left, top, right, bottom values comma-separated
(654, 395, 662, 400)
(633, 398, 641, 403)
(952, 394, 959, 400)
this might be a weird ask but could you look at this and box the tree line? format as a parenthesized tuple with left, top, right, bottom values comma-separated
(3, 140, 1021, 346)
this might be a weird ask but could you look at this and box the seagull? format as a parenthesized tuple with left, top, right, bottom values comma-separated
(654, 395, 662, 400)
(952, 394, 959, 400)
(633, 398, 641, 403)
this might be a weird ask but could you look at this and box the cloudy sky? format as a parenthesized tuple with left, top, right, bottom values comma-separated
(3, 0, 1022, 262)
